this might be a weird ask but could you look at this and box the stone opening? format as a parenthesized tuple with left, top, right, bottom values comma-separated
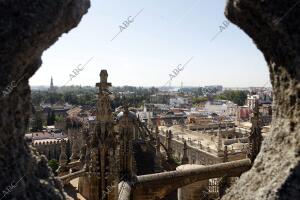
(0, 0, 299, 199)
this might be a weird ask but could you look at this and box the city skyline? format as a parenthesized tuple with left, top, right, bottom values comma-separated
(30, 76, 272, 90)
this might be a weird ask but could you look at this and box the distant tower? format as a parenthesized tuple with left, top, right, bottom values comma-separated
(49, 76, 55, 92)
(50, 76, 53, 87)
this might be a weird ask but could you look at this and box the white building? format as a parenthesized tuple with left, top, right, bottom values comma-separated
(169, 97, 191, 107)
(246, 94, 259, 110)
(30, 130, 65, 140)
(204, 100, 237, 116)
(136, 103, 170, 120)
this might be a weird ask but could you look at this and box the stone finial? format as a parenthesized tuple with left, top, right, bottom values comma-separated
(223, 145, 228, 163)
(154, 137, 162, 172)
(217, 125, 223, 153)
(155, 126, 159, 139)
(155, 126, 159, 134)
(79, 144, 87, 167)
(147, 112, 153, 129)
(100, 70, 108, 83)
(57, 139, 68, 175)
(70, 138, 80, 161)
(156, 136, 161, 150)
(59, 140, 68, 166)
(247, 100, 263, 163)
(198, 140, 202, 149)
(181, 140, 189, 165)
(165, 130, 173, 160)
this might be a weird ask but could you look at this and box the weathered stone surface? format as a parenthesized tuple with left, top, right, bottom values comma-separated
(0, 0, 90, 199)
(133, 159, 251, 200)
(223, 1, 300, 199)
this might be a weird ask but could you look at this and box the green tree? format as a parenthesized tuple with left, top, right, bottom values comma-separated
(55, 115, 64, 122)
(47, 110, 56, 126)
(31, 91, 44, 106)
(48, 159, 59, 175)
(32, 110, 43, 131)
(63, 91, 79, 105)
(216, 90, 249, 106)
(50, 110, 56, 125)
(47, 110, 52, 125)
(192, 96, 208, 105)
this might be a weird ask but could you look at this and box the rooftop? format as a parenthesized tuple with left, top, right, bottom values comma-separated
(159, 125, 246, 156)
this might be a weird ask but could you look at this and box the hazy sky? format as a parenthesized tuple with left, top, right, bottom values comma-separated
(29, 0, 271, 88)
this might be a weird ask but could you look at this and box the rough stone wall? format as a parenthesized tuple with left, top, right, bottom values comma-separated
(223, 1, 300, 199)
(0, 0, 90, 199)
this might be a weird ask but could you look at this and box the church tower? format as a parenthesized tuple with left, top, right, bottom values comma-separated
(49, 76, 55, 93)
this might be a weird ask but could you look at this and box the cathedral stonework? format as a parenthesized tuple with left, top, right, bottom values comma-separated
(78, 70, 137, 200)
(70, 70, 251, 200)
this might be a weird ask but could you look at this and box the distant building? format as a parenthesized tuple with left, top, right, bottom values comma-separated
(49, 76, 56, 93)
(41, 104, 71, 121)
(247, 88, 272, 109)
(150, 93, 174, 104)
(236, 106, 251, 123)
(204, 100, 237, 116)
(246, 95, 259, 110)
(204, 85, 223, 94)
(260, 104, 272, 125)
(27, 125, 69, 161)
(245, 94, 272, 126)
(186, 111, 235, 131)
(139, 103, 170, 118)
(170, 96, 192, 108)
